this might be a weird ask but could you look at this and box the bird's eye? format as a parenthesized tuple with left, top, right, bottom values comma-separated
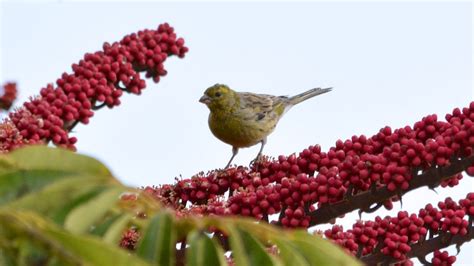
(215, 92, 222, 97)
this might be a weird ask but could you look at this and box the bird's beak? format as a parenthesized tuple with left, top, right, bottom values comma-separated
(199, 95, 211, 105)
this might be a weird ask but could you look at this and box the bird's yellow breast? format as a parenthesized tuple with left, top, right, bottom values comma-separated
(208, 112, 277, 148)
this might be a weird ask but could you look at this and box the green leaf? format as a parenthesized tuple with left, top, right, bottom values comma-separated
(272, 238, 311, 266)
(51, 186, 108, 225)
(288, 231, 362, 266)
(7, 146, 110, 176)
(64, 187, 124, 234)
(136, 212, 176, 265)
(103, 214, 132, 245)
(232, 219, 361, 266)
(0, 167, 69, 206)
(17, 238, 49, 266)
(0, 146, 112, 207)
(186, 230, 226, 266)
(226, 224, 279, 266)
(6, 176, 108, 223)
(0, 251, 16, 266)
(90, 213, 123, 237)
(0, 210, 149, 266)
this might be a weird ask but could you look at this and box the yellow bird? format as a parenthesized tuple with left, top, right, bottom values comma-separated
(199, 84, 332, 168)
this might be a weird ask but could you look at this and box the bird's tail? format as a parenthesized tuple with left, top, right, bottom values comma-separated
(288, 87, 332, 106)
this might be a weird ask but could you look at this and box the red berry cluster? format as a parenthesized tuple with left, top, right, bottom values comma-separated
(459, 192, 474, 216)
(279, 205, 312, 227)
(377, 211, 426, 260)
(0, 82, 17, 110)
(325, 211, 426, 259)
(419, 195, 471, 236)
(323, 225, 359, 255)
(120, 228, 140, 250)
(175, 175, 225, 205)
(0, 23, 187, 150)
(418, 203, 443, 231)
(431, 250, 456, 265)
(197, 198, 227, 216)
(351, 220, 379, 255)
(142, 184, 182, 210)
(380, 232, 412, 261)
(466, 165, 474, 177)
(324, 194, 472, 262)
(0, 120, 34, 152)
(437, 197, 469, 235)
(143, 168, 246, 207)
(228, 184, 282, 220)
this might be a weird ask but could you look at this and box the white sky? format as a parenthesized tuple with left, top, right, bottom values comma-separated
(1, 1, 473, 264)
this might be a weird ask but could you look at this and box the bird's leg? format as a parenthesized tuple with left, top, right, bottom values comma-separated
(256, 138, 266, 160)
(225, 147, 239, 169)
(250, 138, 267, 168)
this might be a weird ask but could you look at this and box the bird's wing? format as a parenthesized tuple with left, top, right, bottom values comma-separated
(238, 92, 288, 121)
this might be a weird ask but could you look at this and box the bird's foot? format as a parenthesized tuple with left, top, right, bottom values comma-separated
(249, 154, 263, 171)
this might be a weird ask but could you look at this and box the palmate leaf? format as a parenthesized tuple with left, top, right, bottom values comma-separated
(7, 176, 112, 224)
(0, 146, 361, 265)
(186, 230, 227, 266)
(0, 210, 149, 266)
(225, 224, 280, 266)
(64, 187, 125, 234)
(0, 146, 111, 206)
(0, 146, 119, 227)
(103, 213, 133, 245)
(209, 218, 361, 266)
(288, 231, 359, 266)
(136, 212, 177, 265)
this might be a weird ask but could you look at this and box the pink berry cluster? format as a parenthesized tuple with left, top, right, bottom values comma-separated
(228, 183, 283, 220)
(0, 23, 187, 151)
(324, 193, 473, 261)
(120, 228, 140, 250)
(324, 211, 426, 260)
(419, 195, 472, 236)
(321, 225, 358, 254)
(0, 120, 35, 152)
(0, 82, 17, 111)
(431, 250, 456, 265)
(142, 168, 243, 207)
(174, 173, 229, 205)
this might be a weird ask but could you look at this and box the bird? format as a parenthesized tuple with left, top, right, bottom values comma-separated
(199, 84, 332, 168)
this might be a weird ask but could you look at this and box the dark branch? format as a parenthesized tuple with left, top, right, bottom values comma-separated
(115, 83, 128, 91)
(176, 247, 185, 266)
(92, 102, 107, 110)
(66, 120, 80, 131)
(309, 155, 474, 226)
(275, 206, 287, 226)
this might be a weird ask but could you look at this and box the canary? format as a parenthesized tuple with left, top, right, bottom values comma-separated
(199, 84, 332, 168)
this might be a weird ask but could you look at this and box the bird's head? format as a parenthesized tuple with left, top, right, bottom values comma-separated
(199, 84, 238, 111)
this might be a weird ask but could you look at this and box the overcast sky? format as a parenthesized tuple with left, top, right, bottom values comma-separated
(1, 1, 473, 264)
